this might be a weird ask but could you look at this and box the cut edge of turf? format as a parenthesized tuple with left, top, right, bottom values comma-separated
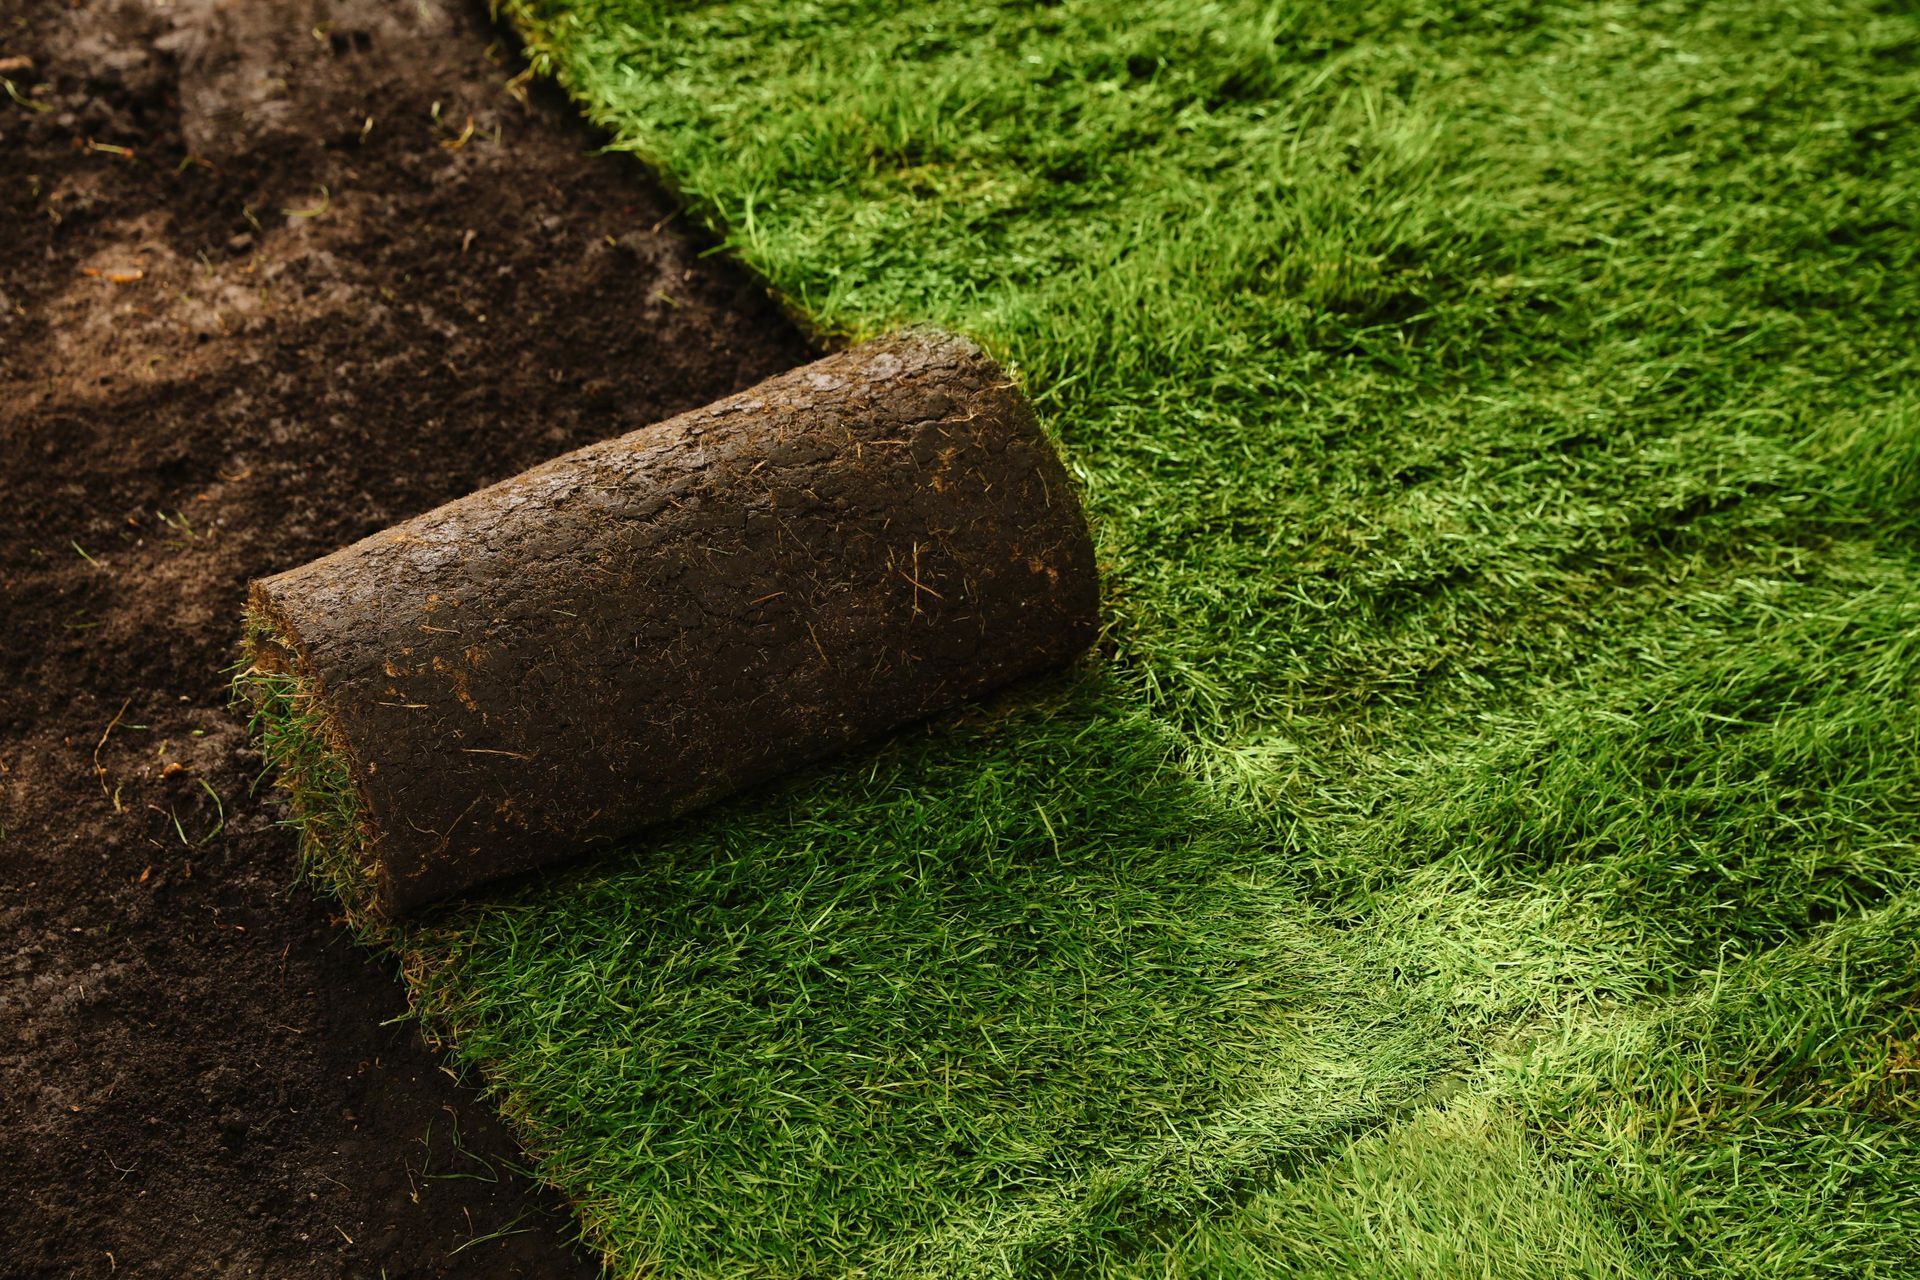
(236, 602, 391, 937)
(234, 615, 621, 1264)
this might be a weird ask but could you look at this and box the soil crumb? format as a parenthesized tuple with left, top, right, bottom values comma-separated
(0, 0, 810, 1274)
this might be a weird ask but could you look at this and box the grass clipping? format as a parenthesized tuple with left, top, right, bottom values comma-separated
(237, 607, 387, 932)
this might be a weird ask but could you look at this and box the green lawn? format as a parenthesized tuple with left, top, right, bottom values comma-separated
(327, 1, 1920, 1274)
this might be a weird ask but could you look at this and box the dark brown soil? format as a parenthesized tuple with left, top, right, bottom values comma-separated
(0, 0, 810, 1274)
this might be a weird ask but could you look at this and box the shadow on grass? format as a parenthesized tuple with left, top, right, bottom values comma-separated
(395, 670, 1444, 1275)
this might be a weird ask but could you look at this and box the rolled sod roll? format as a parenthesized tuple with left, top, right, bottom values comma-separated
(246, 330, 1098, 915)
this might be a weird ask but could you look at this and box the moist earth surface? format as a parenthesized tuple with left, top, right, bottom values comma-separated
(0, 0, 810, 1274)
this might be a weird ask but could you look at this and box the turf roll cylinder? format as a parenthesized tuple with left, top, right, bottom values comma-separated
(245, 330, 1099, 915)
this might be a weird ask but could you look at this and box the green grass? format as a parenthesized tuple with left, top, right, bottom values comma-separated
(251, 0, 1920, 1274)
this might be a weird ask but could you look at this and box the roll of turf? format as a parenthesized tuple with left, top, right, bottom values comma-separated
(244, 330, 1099, 916)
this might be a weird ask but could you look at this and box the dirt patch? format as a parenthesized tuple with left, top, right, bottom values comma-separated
(0, 0, 810, 1275)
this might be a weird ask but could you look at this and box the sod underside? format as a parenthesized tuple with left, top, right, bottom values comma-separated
(243, 332, 1096, 916)
(258, 1, 1920, 1274)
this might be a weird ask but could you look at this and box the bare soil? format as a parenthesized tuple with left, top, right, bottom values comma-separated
(0, 0, 809, 1274)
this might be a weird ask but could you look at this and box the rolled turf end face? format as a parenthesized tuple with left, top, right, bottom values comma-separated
(238, 329, 1100, 918)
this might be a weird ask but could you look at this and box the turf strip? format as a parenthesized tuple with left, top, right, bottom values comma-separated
(264, 1, 1920, 1273)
